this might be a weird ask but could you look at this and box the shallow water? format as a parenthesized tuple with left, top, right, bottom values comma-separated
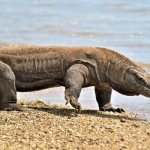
(0, 0, 150, 120)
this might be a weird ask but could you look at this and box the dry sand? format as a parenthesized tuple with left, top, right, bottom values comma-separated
(0, 100, 150, 150)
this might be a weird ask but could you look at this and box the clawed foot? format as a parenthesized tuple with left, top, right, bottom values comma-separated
(99, 107, 125, 113)
(0, 103, 22, 111)
(65, 95, 81, 113)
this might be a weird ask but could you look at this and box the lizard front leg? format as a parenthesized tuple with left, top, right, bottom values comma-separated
(65, 64, 89, 113)
(95, 85, 125, 113)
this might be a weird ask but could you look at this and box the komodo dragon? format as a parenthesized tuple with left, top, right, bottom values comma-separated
(0, 46, 150, 112)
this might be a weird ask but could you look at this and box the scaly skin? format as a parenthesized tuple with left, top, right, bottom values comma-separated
(0, 46, 150, 112)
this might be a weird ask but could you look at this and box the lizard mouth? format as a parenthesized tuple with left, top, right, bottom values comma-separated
(140, 86, 150, 97)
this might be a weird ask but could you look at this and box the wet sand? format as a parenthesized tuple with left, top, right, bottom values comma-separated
(0, 100, 150, 150)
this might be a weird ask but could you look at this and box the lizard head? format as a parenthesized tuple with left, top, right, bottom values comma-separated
(124, 67, 150, 97)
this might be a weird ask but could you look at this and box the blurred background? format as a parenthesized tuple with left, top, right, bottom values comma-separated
(0, 0, 150, 120)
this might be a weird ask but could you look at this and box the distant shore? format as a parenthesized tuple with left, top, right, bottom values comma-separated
(0, 100, 150, 150)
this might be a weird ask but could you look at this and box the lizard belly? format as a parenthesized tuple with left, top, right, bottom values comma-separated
(15, 72, 64, 92)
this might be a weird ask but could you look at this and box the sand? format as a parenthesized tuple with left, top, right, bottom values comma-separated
(0, 100, 150, 150)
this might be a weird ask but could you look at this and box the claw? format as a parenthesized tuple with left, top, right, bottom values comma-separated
(99, 107, 106, 111)
(99, 107, 125, 113)
(65, 101, 69, 105)
(75, 104, 81, 113)
(69, 96, 81, 113)
(65, 94, 81, 113)
(65, 95, 70, 105)
(116, 108, 125, 113)
(0, 103, 22, 111)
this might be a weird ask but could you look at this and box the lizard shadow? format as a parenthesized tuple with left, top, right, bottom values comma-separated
(27, 105, 145, 122)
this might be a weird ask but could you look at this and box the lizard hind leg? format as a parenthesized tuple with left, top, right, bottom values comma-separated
(0, 62, 19, 110)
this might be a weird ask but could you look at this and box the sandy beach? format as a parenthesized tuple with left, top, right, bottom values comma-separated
(0, 100, 150, 150)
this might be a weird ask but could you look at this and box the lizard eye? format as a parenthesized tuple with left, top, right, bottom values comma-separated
(135, 75, 146, 86)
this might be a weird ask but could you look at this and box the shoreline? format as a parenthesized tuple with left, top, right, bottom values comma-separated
(0, 100, 150, 150)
